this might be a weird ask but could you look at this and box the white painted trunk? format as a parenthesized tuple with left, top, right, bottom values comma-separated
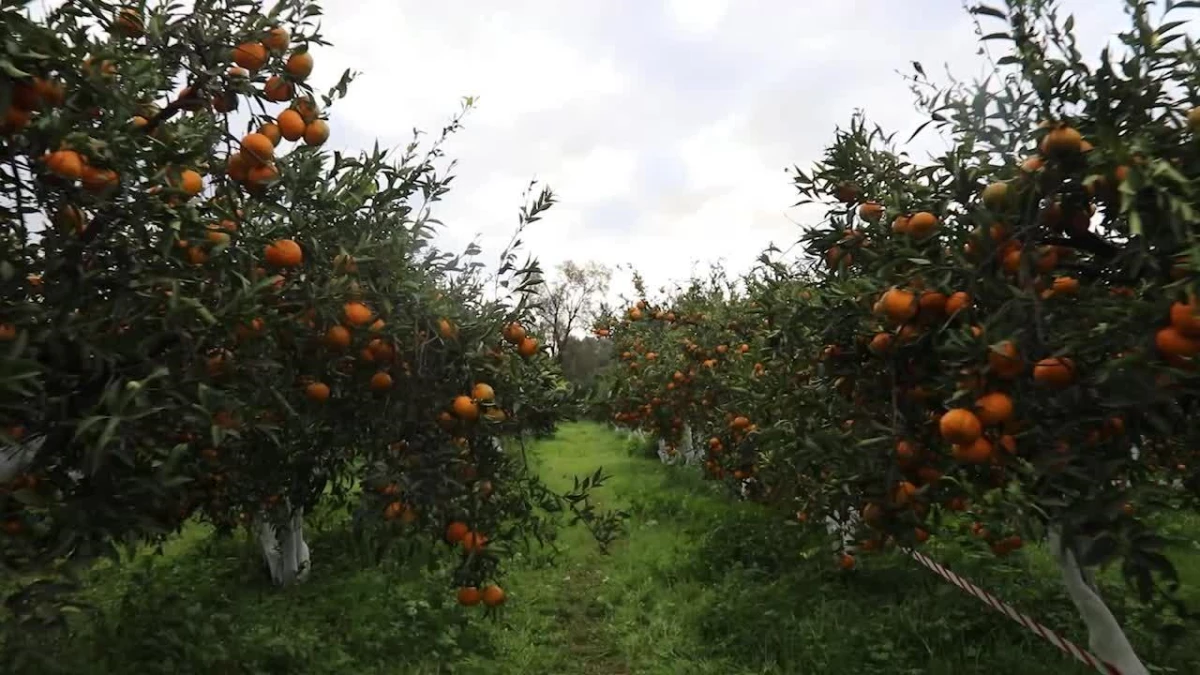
(256, 505, 311, 586)
(1047, 526, 1149, 675)
(0, 435, 41, 484)
(656, 436, 678, 465)
(825, 505, 860, 555)
(679, 423, 702, 465)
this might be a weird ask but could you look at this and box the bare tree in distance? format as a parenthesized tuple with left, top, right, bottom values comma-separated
(535, 260, 612, 361)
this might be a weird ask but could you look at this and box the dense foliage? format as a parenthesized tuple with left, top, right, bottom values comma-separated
(0, 1, 623, 663)
(597, 0, 1200, 658)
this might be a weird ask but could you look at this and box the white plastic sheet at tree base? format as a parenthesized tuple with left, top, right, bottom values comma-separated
(256, 505, 311, 586)
(1049, 527, 1149, 675)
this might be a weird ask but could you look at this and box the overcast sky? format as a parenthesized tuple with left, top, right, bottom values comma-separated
(302, 2, 1128, 303)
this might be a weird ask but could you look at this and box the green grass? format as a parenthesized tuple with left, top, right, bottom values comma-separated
(6, 421, 1199, 674)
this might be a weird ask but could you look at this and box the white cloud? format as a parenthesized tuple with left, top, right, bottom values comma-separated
(308, 0, 1139, 308)
(664, 0, 730, 36)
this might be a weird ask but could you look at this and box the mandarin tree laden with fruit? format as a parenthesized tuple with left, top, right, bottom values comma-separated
(597, 2, 1200, 672)
(0, 1, 623, 651)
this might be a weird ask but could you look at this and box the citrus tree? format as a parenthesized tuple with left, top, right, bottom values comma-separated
(598, 1, 1200, 671)
(0, 0, 623, 651)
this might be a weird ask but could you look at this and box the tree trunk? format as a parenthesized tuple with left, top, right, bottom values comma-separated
(679, 423, 700, 465)
(656, 437, 676, 465)
(0, 435, 40, 484)
(256, 504, 311, 586)
(1047, 526, 1149, 675)
(825, 505, 860, 556)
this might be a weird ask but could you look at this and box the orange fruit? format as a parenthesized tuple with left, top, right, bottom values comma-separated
(981, 182, 1008, 210)
(293, 97, 320, 123)
(975, 392, 1014, 426)
(303, 119, 329, 146)
(999, 435, 1018, 454)
(383, 501, 405, 520)
(285, 51, 314, 79)
(880, 288, 918, 324)
(481, 584, 506, 607)
(1002, 248, 1022, 274)
(945, 291, 971, 316)
(891, 215, 911, 235)
(263, 27, 290, 52)
(369, 371, 393, 391)
(907, 211, 939, 238)
(226, 153, 250, 181)
(278, 109, 306, 141)
(893, 481, 918, 506)
(1034, 246, 1059, 274)
(939, 409, 982, 445)
(1033, 357, 1075, 387)
(1155, 326, 1200, 358)
(1041, 125, 1083, 156)
(246, 163, 279, 186)
(503, 322, 526, 345)
(461, 531, 487, 553)
(438, 318, 458, 340)
(918, 291, 947, 318)
(305, 382, 330, 402)
(259, 123, 282, 146)
(452, 395, 479, 421)
(456, 586, 482, 606)
(517, 337, 539, 358)
(81, 166, 119, 192)
(343, 302, 373, 326)
(233, 42, 268, 71)
(868, 332, 893, 355)
(240, 133, 275, 166)
(114, 7, 144, 37)
(177, 169, 203, 196)
(46, 149, 85, 179)
(1049, 276, 1079, 297)
(324, 325, 352, 349)
(185, 246, 208, 265)
(264, 239, 303, 267)
(952, 437, 994, 464)
(835, 182, 860, 204)
(446, 521, 470, 543)
(1169, 300, 1200, 337)
(858, 202, 883, 222)
(264, 75, 293, 101)
(472, 382, 495, 402)
(3, 106, 31, 132)
(838, 553, 856, 570)
(988, 341, 1024, 379)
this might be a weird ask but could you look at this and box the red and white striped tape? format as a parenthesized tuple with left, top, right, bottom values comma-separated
(902, 548, 1122, 675)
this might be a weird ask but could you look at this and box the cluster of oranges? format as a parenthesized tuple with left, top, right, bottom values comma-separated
(444, 520, 506, 607)
(220, 25, 329, 192)
(502, 321, 540, 359)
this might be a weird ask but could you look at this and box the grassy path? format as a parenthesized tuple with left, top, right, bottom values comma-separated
(15, 421, 1200, 674)
(459, 422, 1200, 675)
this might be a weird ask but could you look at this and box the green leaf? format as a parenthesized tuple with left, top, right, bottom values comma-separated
(971, 5, 1007, 20)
